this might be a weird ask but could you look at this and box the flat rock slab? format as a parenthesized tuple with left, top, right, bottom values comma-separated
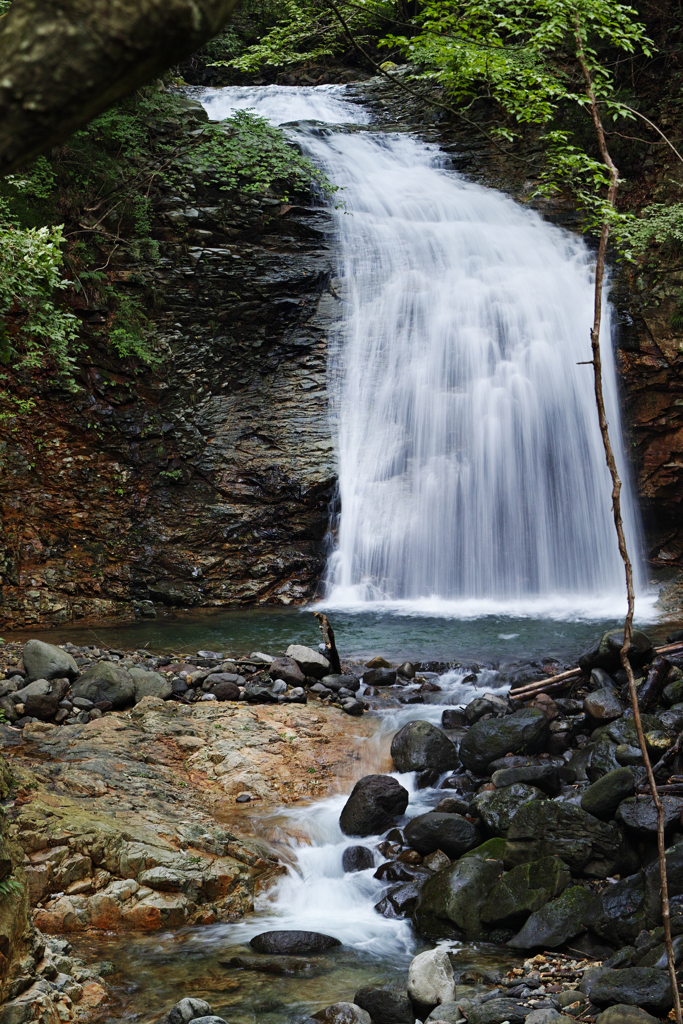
(249, 930, 342, 954)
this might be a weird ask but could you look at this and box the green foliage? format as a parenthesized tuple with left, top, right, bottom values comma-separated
(0, 205, 80, 379)
(191, 110, 338, 198)
(5, 157, 57, 202)
(108, 295, 160, 365)
(615, 202, 683, 261)
(0, 876, 21, 901)
(0, 0, 11, 15)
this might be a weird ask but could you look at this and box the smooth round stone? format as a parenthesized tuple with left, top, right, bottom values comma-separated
(250, 930, 342, 955)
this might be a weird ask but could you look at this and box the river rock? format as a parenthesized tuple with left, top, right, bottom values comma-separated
(71, 663, 135, 709)
(589, 968, 673, 1015)
(587, 872, 650, 946)
(244, 680, 280, 703)
(339, 775, 409, 837)
(663, 678, 683, 705)
(617, 794, 683, 834)
(221, 955, 322, 974)
(129, 667, 172, 702)
(505, 798, 638, 877)
(342, 846, 374, 872)
(391, 721, 460, 773)
(354, 988, 413, 1024)
(465, 999, 527, 1024)
(584, 688, 625, 722)
(480, 856, 570, 928)
(407, 948, 456, 1015)
(595, 1007, 660, 1024)
(207, 679, 241, 701)
(581, 768, 636, 820)
(441, 709, 466, 728)
(491, 763, 561, 796)
(156, 997, 213, 1024)
(250, 930, 341, 954)
(507, 884, 595, 948)
(374, 861, 429, 884)
(474, 783, 544, 837)
(375, 881, 423, 917)
(404, 812, 481, 858)
(413, 853, 504, 938)
(24, 692, 60, 720)
(323, 675, 360, 692)
(459, 708, 550, 774)
(13, 678, 51, 702)
(464, 694, 508, 724)
(22, 639, 79, 682)
(189, 1018, 228, 1024)
(579, 629, 654, 674)
(269, 656, 305, 686)
(312, 1003, 371, 1024)
(587, 734, 623, 782)
(341, 699, 364, 716)
(363, 667, 397, 686)
(286, 645, 330, 679)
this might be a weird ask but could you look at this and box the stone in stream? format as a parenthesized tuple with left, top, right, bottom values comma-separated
(342, 846, 374, 872)
(390, 721, 460, 773)
(458, 708, 550, 774)
(339, 775, 409, 837)
(479, 856, 570, 928)
(354, 987, 413, 1024)
(441, 709, 466, 728)
(584, 688, 625, 722)
(616, 794, 683, 834)
(465, 999, 527, 1024)
(413, 853, 504, 939)
(285, 644, 330, 679)
(507, 884, 595, 948)
(374, 881, 423, 918)
(71, 662, 135, 708)
(249, 930, 342, 955)
(310, 1003, 371, 1024)
(363, 667, 396, 686)
(23, 639, 79, 682)
(374, 861, 429, 883)
(407, 948, 456, 1016)
(322, 674, 360, 692)
(154, 997, 213, 1024)
(473, 783, 544, 837)
(589, 968, 673, 1015)
(341, 699, 364, 716)
(490, 762, 562, 795)
(580, 768, 635, 820)
(579, 629, 654, 674)
(404, 812, 481, 858)
(221, 955, 326, 974)
(268, 656, 306, 686)
(279, 686, 307, 705)
(464, 694, 508, 724)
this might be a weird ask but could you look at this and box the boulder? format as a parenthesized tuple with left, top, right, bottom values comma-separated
(129, 667, 172, 702)
(322, 675, 360, 693)
(491, 763, 561, 796)
(404, 813, 481, 858)
(581, 769, 635, 821)
(286, 645, 330, 679)
(155, 998, 213, 1024)
(339, 776, 409, 837)
(507, 885, 595, 948)
(374, 881, 423, 918)
(209, 680, 241, 702)
(465, 999, 526, 1024)
(22, 639, 79, 682)
(441, 710, 467, 729)
(459, 708, 550, 774)
(250, 930, 341, 954)
(595, 1007, 660, 1024)
(342, 846, 374, 872)
(587, 872, 650, 946)
(474, 783, 544, 837)
(363, 668, 397, 686)
(505, 799, 638, 878)
(464, 694, 508, 724)
(13, 678, 51, 702)
(391, 721, 460, 773)
(407, 948, 455, 1015)
(71, 663, 135, 709)
(413, 854, 504, 939)
(244, 680, 280, 703)
(24, 692, 60, 721)
(269, 657, 306, 686)
(589, 968, 673, 1015)
(587, 734, 623, 782)
(584, 688, 625, 722)
(480, 856, 570, 928)
(578, 629, 654, 674)
(312, 1004, 371, 1024)
(354, 988, 412, 1024)
(617, 795, 683, 835)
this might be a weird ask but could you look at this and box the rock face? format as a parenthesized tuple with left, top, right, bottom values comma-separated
(458, 709, 550, 773)
(404, 812, 481, 858)
(250, 930, 341, 954)
(339, 775, 410, 837)
(22, 639, 79, 682)
(507, 884, 595, 948)
(391, 721, 460, 773)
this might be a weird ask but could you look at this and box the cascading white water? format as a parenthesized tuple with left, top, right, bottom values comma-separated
(201, 83, 644, 619)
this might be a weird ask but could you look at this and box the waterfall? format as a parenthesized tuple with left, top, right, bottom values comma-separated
(199, 84, 644, 620)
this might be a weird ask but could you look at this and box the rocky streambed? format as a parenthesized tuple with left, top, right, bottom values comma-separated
(2, 625, 683, 1023)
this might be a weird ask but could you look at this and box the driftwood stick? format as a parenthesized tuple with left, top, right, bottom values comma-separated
(509, 667, 583, 697)
(314, 612, 342, 675)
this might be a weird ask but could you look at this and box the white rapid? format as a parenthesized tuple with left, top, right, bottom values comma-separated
(201, 82, 645, 620)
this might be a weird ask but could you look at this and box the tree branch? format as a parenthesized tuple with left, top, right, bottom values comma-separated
(0, 0, 241, 176)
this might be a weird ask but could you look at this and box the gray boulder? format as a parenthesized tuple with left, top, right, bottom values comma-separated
(587, 872, 650, 946)
(480, 856, 570, 928)
(323, 675, 360, 693)
(587, 734, 622, 782)
(581, 768, 635, 820)
(465, 999, 526, 1024)
(578, 629, 654, 674)
(464, 694, 508, 724)
(250, 930, 341, 954)
(155, 998, 213, 1024)
(413, 854, 504, 938)
(507, 885, 595, 948)
(584, 688, 624, 722)
(269, 656, 305, 686)
(595, 1007, 660, 1024)
(286, 644, 330, 679)
(391, 721, 459, 773)
(71, 663, 135, 708)
(459, 708, 550, 774)
(354, 988, 412, 1024)
(474, 783, 544, 837)
(490, 763, 561, 796)
(374, 881, 423, 918)
(342, 846, 374, 872)
(13, 678, 51, 702)
(404, 812, 481, 858)
(312, 1004, 371, 1024)
(129, 667, 172, 702)
(505, 798, 638, 878)
(22, 639, 79, 682)
(339, 775, 409, 837)
(617, 794, 683, 835)
(589, 968, 673, 1015)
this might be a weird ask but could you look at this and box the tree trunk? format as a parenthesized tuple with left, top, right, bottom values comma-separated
(0, 0, 241, 175)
